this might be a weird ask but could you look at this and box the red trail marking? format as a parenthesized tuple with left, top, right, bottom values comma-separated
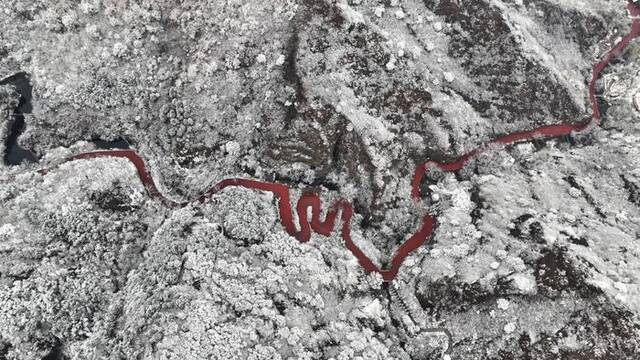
(41, 2, 640, 281)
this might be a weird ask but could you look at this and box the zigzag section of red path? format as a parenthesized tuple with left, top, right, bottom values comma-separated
(61, 149, 434, 281)
(45, 1, 640, 282)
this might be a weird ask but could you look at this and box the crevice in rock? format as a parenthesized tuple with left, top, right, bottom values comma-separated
(620, 175, 640, 207)
(0, 339, 11, 360)
(469, 184, 486, 227)
(564, 175, 607, 219)
(282, 22, 303, 129)
(509, 214, 534, 239)
(560, 230, 589, 247)
(41, 337, 65, 360)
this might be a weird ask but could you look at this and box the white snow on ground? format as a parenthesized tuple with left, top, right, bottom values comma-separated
(1, 0, 640, 358)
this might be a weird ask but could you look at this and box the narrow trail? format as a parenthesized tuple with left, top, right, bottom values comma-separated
(39, 1, 640, 282)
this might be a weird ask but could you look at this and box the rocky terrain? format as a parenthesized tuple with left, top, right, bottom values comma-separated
(1, 0, 640, 359)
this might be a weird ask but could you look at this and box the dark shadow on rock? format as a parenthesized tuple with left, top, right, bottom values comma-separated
(0, 72, 38, 165)
(41, 336, 65, 360)
(92, 137, 131, 150)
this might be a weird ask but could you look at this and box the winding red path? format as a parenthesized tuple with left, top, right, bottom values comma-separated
(42, 2, 640, 281)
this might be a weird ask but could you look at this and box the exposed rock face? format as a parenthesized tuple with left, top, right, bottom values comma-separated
(1, 0, 640, 359)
